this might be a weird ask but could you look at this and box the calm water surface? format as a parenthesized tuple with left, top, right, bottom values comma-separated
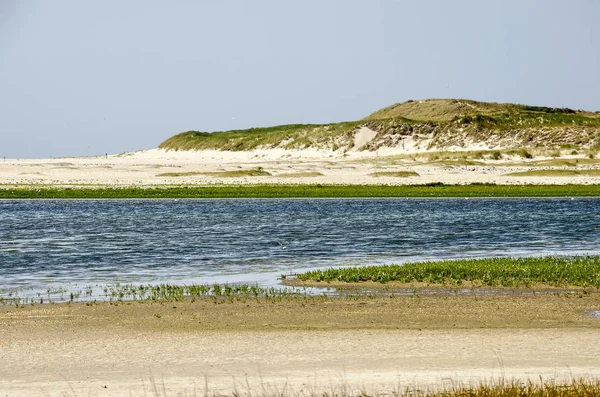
(1, 198, 599, 295)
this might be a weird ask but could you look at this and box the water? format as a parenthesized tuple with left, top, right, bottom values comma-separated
(1, 198, 599, 297)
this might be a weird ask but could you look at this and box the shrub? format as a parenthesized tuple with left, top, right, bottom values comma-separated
(519, 149, 533, 159)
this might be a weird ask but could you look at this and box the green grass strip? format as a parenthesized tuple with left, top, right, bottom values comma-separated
(297, 256, 600, 287)
(1, 183, 600, 199)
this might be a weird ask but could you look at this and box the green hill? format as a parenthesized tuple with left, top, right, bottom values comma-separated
(159, 99, 600, 152)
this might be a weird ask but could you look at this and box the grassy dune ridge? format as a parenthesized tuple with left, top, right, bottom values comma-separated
(159, 99, 600, 152)
(296, 256, 600, 287)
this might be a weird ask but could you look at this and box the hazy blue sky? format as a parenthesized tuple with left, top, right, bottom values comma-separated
(1, 0, 599, 158)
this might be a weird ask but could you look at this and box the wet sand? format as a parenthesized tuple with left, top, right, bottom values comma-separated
(1, 293, 600, 396)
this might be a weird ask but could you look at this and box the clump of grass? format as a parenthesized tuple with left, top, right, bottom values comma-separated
(506, 170, 600, 177)
(201, 168, 271, 177)
(529, 159, 577, 167)
(415, 378, 600, 397)
(109, 282, 309, 303)
(371, 171, 420, 177)
(428, 159, 486, 166)
(296, 256, 600, 288)
(506, 148, 533, 159)
(156, 172, 202, 177)
(276, 171, 324, 178)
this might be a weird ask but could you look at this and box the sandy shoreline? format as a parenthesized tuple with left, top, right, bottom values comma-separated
(2, 294, 600, 396)
(1, 148, 600, 187)
(3, 328, 599, 397)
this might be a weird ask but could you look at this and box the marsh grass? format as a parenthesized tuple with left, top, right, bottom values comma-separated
(506, 169, 600, 177)
(107, 283, 302, 303)
(297, 256, 600, 288)
(0, 283, 310, 306)
(371, 171, 420, 177)
(4, 184, 600, 198)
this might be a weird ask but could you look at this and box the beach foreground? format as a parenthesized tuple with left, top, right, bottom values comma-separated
(2, 292, 599, 396)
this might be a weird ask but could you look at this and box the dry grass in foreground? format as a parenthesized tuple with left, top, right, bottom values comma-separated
(410, 379, 600, 397)
(98, 377, 600, 397)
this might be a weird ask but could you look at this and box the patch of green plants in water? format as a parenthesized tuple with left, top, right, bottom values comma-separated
(297, 256, 600, 288)
(105, 283, 297, 303)
(0, 283, 310, 307)
(3, 184, 600, 199)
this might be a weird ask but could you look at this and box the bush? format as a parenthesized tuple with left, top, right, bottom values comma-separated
(519, 149, 533, 159)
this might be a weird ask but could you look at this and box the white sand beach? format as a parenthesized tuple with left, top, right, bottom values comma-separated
(1, 147, 600, 187)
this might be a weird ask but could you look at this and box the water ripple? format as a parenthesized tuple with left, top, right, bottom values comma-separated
(0, 198, 599, 293)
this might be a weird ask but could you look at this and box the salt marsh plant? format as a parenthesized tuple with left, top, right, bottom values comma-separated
(101, 283, 302, 303)
(4, 184, 600, 199)
(0, 283, 309, 306)
(297, 256, 600, 288)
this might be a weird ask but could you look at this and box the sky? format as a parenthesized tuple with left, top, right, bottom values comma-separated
(1, 0, 599, 158)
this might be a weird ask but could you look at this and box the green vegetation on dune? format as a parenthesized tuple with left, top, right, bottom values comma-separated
(296, 256, 600, 288)
(158, 99, 600, 153)
(2, 184, 600, 199)
(365, 98, 599, 122)
(159, 121, 363, 152)
(454, 111, 600, 130)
